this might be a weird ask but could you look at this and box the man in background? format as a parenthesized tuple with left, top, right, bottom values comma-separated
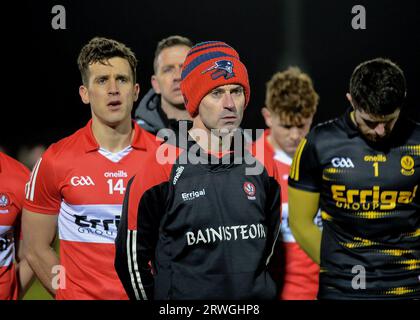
(135, 35, 193, 137)
(254, 67, 321, 299)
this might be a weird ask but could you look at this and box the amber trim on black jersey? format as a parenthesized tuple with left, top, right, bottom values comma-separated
(289, 109, 420, 299)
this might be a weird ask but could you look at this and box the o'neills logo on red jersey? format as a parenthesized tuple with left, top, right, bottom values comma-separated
(104, 170, 128, 178)
(186, 224, 267, 246)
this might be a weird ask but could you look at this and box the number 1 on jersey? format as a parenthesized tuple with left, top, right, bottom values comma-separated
(107, 179, 126, 195)
(373, 162, 379, 177)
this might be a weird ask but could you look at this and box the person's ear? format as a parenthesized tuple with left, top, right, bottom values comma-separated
(346, 93, 355, 110)
(261, 107, 273, 128)
(79, 85, 90, 104)
(133, 83, 140, 102)
(151, 75, 161, 94)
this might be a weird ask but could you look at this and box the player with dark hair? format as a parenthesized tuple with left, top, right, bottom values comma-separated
(22, 37, 159, 299)
(0, 152, 33, 299)
(115, 41, 281, 300)
(135, 35, 194, 136)
(288, 58, 419, 299)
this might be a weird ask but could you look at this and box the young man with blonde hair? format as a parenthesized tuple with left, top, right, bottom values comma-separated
(254, 67, 320, 299)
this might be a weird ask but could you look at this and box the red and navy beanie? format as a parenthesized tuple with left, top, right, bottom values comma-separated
(180, 41, 250, 117)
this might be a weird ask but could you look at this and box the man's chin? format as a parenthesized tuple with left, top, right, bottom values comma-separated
(212, 126, 239, 137)
(168, 96, 186, 109)
(172, 103, 187, 110)
(365, 135, 389, 143)
(285, 147, 297, 157)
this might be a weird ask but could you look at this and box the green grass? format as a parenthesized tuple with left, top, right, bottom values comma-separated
(23, 279, 53, 300)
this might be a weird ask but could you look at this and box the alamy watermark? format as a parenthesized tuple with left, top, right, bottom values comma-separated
(351, 265, 366, 290)
(352, 5, 366, 30)
(51, 264, 66, 290)
(51, 5, 66, 30)
(155, 124, 265, 176)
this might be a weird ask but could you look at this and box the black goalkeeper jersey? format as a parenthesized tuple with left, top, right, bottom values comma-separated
(289, 109, 420, 299)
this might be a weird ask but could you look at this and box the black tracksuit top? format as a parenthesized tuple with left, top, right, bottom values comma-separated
(115, 133, 281, 300)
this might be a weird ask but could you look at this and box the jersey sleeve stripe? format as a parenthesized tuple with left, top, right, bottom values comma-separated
(290, 142, 299, 180)
(291, 139, 306, 181)
(127, 230, 140, 300)
(26, 158, 42, 201)
(294, 139, 306, 181)
(265, 223, 281, 266)
(128, 230, 148, 300)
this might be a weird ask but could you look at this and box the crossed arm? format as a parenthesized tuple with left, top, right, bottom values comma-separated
(22, 209, 59, 297)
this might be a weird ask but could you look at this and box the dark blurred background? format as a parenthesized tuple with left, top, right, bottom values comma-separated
(2, 0, 419, 157)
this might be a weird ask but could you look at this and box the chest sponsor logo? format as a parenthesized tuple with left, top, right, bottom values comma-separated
(181, 188, 206, 201)
(70, 176, 95, 187)
(331, 157, 355, 168)
(0, 193, 9, 208)
(58, 202, 122, 243)
(0, 227, 13, 252)
(0, 236, 12, 252)
(186, 224, 266, 246)
(243, 182, 256, 200)
(401, 156, 415, 176)
(331, 184, 418, 211)
(73, 214, 120, 237)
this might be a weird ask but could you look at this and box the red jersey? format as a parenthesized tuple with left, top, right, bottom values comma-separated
(0, 152, 30, 300)
(23, 120, 160, 300)
(253, 130, 321, 300)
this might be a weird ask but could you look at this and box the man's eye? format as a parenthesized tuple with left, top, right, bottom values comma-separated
(232, 89, 243, 95)
(212, 91, 222, 97)
(118, 78, 128, 83)
(364, 120, 376, 127)
(97, 78, 107, 84)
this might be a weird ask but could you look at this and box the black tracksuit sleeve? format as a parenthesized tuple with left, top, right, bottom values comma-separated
(115, 175, 167, 300)
(265, 175, 282, 278)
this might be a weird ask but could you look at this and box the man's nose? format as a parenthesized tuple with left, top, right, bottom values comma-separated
(174, 66, 183, 81)
(223, 93, 237, 111)
(374, 123, 386, 136)
(289, 127, 301, 141)
(108, 79, 120, 95)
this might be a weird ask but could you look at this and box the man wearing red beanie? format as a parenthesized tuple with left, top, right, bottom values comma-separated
(115, 41, 282, 300)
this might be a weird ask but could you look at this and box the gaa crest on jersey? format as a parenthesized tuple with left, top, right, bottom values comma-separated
(70, 176, 95, 187)
(331, 157, 354, 168)
(400, 155, 415, 176)
(0, 193, 9, 208)
(202, 60, 235, 80)
(243, 182, 256, 200)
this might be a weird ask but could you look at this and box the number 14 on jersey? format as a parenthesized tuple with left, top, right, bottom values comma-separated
(107, 179, 126, 194)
